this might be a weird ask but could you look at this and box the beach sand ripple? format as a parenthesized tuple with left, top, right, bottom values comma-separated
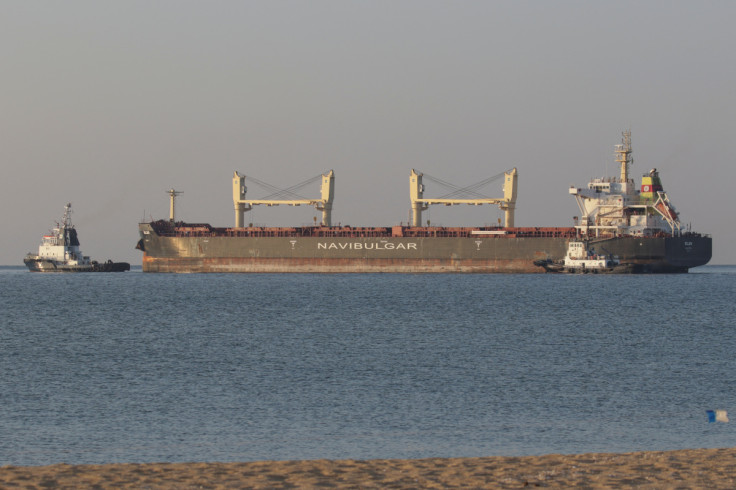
(2, 447, 736, 488)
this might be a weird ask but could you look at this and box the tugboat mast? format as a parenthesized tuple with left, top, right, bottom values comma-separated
(61, 203, 73, 246)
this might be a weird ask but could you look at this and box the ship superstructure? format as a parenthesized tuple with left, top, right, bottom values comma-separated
(137, 132, 711, 273)
(570, 131, 681, 237)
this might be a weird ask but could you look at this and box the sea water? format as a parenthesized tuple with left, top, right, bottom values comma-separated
(1, 266, 734, 465)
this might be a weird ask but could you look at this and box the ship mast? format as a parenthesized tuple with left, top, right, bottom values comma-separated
(615, 130, 633, 183)
(61, 203, 73, 229)
(61, 203, 73, 245)
(167, 189, 183, 223)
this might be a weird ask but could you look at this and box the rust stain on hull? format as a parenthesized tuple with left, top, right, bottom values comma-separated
(142, 255, 542, 273)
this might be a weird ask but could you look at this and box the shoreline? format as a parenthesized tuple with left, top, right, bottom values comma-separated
(2, 447, 736, 488)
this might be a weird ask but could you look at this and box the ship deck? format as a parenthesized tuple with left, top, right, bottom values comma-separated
(148, 220, 581, 239)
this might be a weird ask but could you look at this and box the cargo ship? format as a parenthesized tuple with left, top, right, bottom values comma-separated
(137, 132, 711, 273)
(25, 203, 130, 272)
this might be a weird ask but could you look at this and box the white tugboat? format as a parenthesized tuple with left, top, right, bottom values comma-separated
(24, 203, 130, 272)
(534, 241, 637, 273)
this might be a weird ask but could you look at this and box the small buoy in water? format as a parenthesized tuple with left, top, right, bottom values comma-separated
(706, 410, 729, 423)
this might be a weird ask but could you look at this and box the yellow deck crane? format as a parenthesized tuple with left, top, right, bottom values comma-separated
(233, 170, 335, 227)
(409, 168, 518, 227)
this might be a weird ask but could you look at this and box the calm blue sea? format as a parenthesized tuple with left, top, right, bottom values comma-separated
(1, 265, 734, 466)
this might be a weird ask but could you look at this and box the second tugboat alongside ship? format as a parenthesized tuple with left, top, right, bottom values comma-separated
(136, 132, 712, 273)
(533, 241, 636, 274)
(24, 203, 130, 272)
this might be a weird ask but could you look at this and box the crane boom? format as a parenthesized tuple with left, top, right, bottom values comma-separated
(233, 170, 335, 226)
(409, 168, 517, 227)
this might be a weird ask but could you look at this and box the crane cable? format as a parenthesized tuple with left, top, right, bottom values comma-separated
(242, 172, 328, 201)
(420, 169, 512, 200)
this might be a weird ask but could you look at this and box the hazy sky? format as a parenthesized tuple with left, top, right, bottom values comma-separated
(2, 1, 734, 265)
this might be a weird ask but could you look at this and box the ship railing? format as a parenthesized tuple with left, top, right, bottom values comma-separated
(153, 223, 579, 239)
(202, 226, 400, 238)
(397, 227, 578, 238)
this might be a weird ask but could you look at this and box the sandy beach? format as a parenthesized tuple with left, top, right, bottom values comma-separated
(2, 447, 736, 488)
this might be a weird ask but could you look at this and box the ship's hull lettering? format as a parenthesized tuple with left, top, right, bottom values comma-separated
(317, 242, 417, 250)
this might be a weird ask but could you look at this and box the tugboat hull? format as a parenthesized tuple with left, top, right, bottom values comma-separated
(24, 256, 130, 272)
